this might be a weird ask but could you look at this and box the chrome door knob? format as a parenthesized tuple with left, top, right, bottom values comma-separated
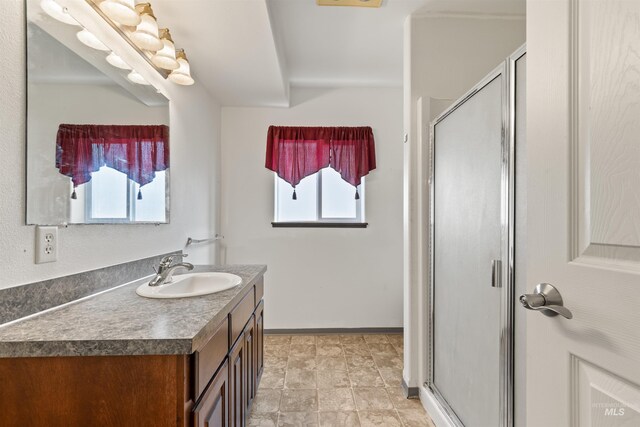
(520, 283, 573, 319)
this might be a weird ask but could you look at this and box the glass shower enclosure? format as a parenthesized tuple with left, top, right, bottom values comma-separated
(427, 47, 526, 427)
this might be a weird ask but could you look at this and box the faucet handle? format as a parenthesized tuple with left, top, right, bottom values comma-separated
(159, 253, 188, 264)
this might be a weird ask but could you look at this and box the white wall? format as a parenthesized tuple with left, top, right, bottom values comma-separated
(0, 1, 222, 289)
(221, 87, 403, 329)
(403, 14, 526, 390)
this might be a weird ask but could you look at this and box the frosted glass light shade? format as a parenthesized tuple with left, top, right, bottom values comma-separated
(99, 0, 141, 26)
(127, 70, 150, 85)
(106, 52, 132, 70)
(41, 0, 80, 26)
(151, 29, 179, 70)
(131, 11, 162, 51)
(77, 29, 110, 51)
(168, 50, 194, 85)
(169, 58, 194, 85)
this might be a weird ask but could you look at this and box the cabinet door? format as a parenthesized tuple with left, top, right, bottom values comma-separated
(255, 300, 264, 382)
(229, 335, 246, 427)
(194, 360, 229, 427)
(244, 315, 256, 413)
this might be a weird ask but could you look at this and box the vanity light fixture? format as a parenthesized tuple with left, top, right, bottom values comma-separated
(46, 0, 195, 86)
(106, 52, 132, 70)
(40, 0, 80, 25)
(76, 28, 110, 51)
(127, 70, 151, 85)
(151, 29, 179, 70)
(131, 3, 163, 52)
(168, 49, 194, 86)
(98, 0, 141, 27)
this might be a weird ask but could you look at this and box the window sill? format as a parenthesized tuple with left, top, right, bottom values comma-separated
(271, 222, 368, 228)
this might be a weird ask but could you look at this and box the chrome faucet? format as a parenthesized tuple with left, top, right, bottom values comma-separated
(149, 254, 194, 287)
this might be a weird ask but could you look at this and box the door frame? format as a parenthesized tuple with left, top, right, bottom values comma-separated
(424, 45, 525, 426)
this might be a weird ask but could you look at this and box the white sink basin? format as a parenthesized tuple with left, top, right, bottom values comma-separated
(136, 272, 242, 299)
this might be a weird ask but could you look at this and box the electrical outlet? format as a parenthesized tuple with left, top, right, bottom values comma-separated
(35, 226, 58, 264)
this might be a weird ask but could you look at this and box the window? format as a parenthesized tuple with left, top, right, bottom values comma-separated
(273, 167, 365, 226)
(80, 166, 166, 223)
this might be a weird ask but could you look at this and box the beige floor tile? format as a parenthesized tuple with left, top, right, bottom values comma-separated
(386, 335, 403, 347)
(248, 412, 279, 427)
(265, 335, 292, 345)
(397, 409, 434, 427)
(287, 355, 317, 370)
(290, 344, 317, 357)
(378, 368, 403, 387)
(316, 344, 344, 357)
(280, 389, 318, 412)
(346, 355, 376, 370)
(363, 335, 389, 344)
(316, 335, 342, 345)
(291, 335, 317, 345)
(253, 389, 282, 413)
(319, 411, 361, 427)
(317, 370, 351, 389)
(285, 369, 317, 389)
(265, 345, 290, 358)
(278, 412, 319, 427)
(318, 388, 356, 411)
(343, 344, 371, 356)
(366, 343, 398, 356)
(252, 334, 419, 427)
(372, 354, 403, 369)
(348, 367, 385, 387)
(394, 345, 404, 356)
(260, 368, 286, 389)
(340, 335, 366, 344)
(357, 410, 403, 427)
(316, 356, 347, 371)
(352, 388, 393, 410)
(265, 356, 289, 370)
(386, 387, 424, 410)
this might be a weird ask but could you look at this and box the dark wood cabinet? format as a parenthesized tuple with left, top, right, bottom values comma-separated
(0, 283, 265, 427)
(255, 300, 264, 381)
(194, 360, 229, 427)
(229, 332, 247, 427)
(244, 314, 256, 413)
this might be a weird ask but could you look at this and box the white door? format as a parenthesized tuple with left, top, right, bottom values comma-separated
(526, 0, 640, 425)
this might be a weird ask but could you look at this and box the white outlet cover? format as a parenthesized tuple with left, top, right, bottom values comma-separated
(36, 226, 58, 264)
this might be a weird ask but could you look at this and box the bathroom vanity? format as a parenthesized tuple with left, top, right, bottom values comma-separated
(0, 265, 266, 427)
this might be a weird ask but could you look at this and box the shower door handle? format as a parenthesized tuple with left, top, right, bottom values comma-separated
(520, 283, 573, 319)
(491, 259, 502, 288)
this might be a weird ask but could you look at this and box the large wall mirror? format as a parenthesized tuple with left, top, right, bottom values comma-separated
(26, 0, 170, 225)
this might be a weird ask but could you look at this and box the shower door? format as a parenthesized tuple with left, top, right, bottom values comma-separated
(428, 63, 512, 427)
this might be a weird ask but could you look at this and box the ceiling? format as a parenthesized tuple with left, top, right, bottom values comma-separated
(151, 0, 524, 107)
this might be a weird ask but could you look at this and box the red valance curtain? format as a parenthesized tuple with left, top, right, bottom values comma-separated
(55, 124, 169, 199)
(265, 126, 376, 199)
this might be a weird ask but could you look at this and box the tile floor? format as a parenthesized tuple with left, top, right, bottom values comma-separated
(248, 334, 435, 427)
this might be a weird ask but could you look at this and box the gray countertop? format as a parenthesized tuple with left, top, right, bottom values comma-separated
(0, 265, 266, 358)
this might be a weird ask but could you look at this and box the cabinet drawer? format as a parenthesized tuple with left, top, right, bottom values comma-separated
(255, 278, 264, 305)
(229, 287, 255, 346)
(195, 317, 229, 398)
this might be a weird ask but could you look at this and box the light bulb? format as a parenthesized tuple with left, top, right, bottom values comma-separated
(168, 49, 194, 86)
(40, 0, 80, 26)
(99, 0, 141, 27)
(77, 29, 109, 51)
(131, 4, 162, 52)
(127, 70, 150, 85)
(151, 29, 179, 70)
(106, 52, 132, 70)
